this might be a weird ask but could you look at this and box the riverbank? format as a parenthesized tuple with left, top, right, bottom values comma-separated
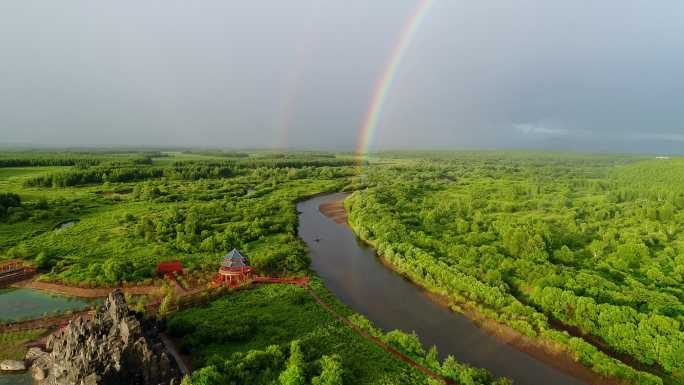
(319, 198, 349, 225)
(316, 197, 626, 385)
(376, 253, 628, 385)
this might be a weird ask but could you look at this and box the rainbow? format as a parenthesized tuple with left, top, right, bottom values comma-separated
(356, 0, 435, 159)
(273, 66, 302, 149)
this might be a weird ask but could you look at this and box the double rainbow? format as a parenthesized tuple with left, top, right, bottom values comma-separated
(356, 0, 435, 160)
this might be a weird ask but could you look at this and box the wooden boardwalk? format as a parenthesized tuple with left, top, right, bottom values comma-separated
(210, 275, 310, 288)
(252, 276, 310, 286)
(0, 267, 37, 288)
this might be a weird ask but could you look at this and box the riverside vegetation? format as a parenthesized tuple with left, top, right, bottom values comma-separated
(2, 150, 681, 385)
(347, 151, 684, 385)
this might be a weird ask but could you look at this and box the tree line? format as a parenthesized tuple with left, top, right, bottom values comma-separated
(0, 193, 21, 220)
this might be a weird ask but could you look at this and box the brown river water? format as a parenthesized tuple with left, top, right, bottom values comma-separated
(298, 193, 588, 385)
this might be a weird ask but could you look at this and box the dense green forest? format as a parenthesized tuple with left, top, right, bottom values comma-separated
(2, 149, 682, 385)
(347, 152, 684, 384)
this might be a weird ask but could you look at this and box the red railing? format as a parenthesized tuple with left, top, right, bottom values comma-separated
(252, 276, 310, 287)
(0, 260, 24, 274)
(210, 274, 309, 288)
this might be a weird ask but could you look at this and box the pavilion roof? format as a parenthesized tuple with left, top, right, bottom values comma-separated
(222, 259, 247, 268)
(222, 248, 249, 267)
(223, 248, 245, 260)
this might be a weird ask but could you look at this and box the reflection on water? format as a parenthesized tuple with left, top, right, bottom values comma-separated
(54, 220, 76, 233)
(0, 288, 93, 321)
(298, 193, 587, 385)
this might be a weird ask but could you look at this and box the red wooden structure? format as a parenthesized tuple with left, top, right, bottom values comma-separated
(252, 276, 310, 287)
(0, 260, 37, 287)
(0, 260, 24, 274)
(214, 249, 252, 286)
(156, 261, 183, 278)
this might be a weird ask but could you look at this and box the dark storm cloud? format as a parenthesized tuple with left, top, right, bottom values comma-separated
(1, 0, 683, 153)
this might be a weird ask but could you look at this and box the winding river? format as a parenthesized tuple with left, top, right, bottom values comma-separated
(298, 193, 587, 385)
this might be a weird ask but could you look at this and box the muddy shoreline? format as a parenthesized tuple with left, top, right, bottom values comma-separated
(319, 199, 349, 225)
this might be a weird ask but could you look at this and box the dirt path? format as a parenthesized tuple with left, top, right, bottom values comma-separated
(166, 276, 187, 295)
(15, 279, 161, 299)
(0, 311, 93, 333)
(160, 333, 192, 375)
(306, 287, 458, 385)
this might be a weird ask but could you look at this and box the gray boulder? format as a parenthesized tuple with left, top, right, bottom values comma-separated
(0, 359, 26, 371)
(32, 364, 47, 380)
(28, 289, 182, 385)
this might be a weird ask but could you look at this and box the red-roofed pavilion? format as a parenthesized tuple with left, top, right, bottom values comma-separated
(216, 249, 252, 285)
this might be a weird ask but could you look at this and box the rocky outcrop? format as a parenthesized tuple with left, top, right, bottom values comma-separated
(27, 290, 182, 385)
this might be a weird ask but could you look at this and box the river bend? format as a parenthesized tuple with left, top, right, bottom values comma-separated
(297, 193, 586, 385)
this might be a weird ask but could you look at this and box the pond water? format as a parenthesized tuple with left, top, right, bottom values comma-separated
(0, 371, 32, 385)
(298, 193, 587, 385)
(0, 288, 93, 321)
(54, 220, 76, 233)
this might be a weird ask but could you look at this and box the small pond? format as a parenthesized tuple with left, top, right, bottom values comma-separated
(0, 288, 95, 322)
(0, 371, 32, 385)
(53, 220, 77, 233)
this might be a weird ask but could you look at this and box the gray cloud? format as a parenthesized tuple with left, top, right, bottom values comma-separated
(627, 133, 684, 142)
(514, 124, 568, 137)
(1, 0, 683, 154)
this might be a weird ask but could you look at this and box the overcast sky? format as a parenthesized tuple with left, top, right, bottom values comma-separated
(1, 1, 683, 153)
